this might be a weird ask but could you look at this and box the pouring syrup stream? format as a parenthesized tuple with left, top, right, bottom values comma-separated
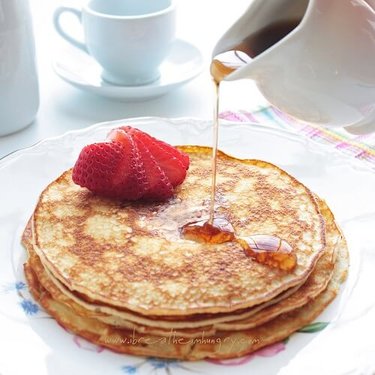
(181, 26, 298, 271)
(208, 76, 220, 224)
(208, 50, 252, 224)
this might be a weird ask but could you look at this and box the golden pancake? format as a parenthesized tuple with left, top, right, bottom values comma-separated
(23, 223, 298, 338)
(23, 238, 348, 360)
(23, 146, 348, 360)
(22, 197, 339, 339)
(32, 147, 326, 316)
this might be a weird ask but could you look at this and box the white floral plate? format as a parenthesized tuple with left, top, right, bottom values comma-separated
(0, 117, 375, 375)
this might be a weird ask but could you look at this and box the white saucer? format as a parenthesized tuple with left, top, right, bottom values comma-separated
(53, 39, 204, 101)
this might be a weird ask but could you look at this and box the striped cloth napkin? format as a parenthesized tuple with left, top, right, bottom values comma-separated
(220, 106, 375, 171)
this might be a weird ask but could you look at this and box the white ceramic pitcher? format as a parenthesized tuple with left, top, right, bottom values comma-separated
(0, 0, 39, 136)
(213, 0, 375, 134)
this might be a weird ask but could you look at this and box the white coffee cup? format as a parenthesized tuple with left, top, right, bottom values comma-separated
(54, 0, 176, 86)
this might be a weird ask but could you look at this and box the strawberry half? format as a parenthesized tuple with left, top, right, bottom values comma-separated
(109, 126, 189, 187)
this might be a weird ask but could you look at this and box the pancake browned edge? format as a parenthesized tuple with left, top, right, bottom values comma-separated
(22, 147, 349, 360)
(23, 233, 348, 360)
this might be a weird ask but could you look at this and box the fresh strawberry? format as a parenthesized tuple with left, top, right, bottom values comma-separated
(119, 126, 190, 169)
(124, 126, 190, 169)
(133, 136, 174, 200)
(72, 137, 148, 200)
(73, 126, 189, 202)
(109, 126, 189, 187)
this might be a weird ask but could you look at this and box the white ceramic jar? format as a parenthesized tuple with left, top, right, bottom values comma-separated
(0, 0, 39, 136)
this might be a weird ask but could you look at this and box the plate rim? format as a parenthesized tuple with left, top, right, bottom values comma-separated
(1, 116, 373, 175)
(0, 116, 374, 375)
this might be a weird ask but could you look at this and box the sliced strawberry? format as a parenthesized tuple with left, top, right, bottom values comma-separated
(120, 126, 190, 170)
(160, 142, 189, 170)
(109, 126, 189, 187)
(113, 133, 149, 199)
(109, 128, 174, 200)
(138, 134, 186, 187)
(72, 138, 148, 200)
(133, 136, 174, 200)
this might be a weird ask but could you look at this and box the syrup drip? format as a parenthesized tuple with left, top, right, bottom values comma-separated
(236, 235, 297, 272)
(208, 78, 220, 225)
(181, 218, 296, 271)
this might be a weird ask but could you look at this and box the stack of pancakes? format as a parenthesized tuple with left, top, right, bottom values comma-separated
(23, 146, 348, 360)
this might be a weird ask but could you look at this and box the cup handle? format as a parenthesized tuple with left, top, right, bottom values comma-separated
(53, 6, 88, 53)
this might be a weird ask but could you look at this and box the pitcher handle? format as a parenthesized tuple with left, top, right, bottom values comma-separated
(53, 6, 88, 53)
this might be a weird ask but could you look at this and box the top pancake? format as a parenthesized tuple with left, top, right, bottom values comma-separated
(33, 146, 325, 316)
